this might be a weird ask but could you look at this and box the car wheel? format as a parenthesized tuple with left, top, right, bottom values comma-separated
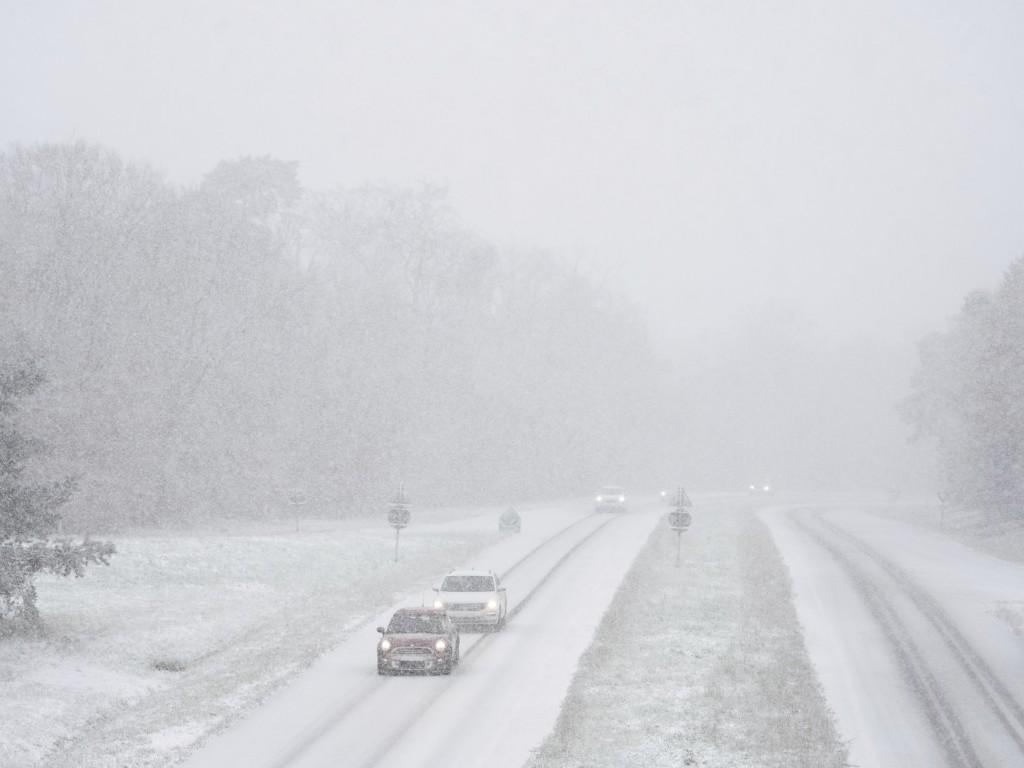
(438, 653, 453, 675)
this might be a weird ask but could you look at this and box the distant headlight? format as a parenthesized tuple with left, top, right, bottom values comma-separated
(595, 496, 602, 502)
(380, 639, 391, 652)
(749, 484, 756, 491)
(435, 639, 447, 652)
(433, 599, 445, 609)
(763, 485, 771, 492)
(619, 495, 626, 502)
(486, 599, 498, 610)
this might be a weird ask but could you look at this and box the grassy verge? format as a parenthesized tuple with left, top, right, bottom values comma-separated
(528, 501, 847, 767)
(0, 517, 498, 768)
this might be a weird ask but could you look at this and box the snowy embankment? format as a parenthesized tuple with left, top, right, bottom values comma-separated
(0, 505, 531, 768)
(529, 497, 848, 768)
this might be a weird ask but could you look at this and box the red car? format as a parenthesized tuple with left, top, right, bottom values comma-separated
(377, 608, 460, 675)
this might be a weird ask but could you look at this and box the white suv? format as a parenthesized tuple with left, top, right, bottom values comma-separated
(433, 570, 507, 631)
(595, 485, 627, 512)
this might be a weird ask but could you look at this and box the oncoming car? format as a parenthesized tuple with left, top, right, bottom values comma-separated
(377, 608, 459, 675)
(434, 570, 507, 631)
(595, 485, 627, 512)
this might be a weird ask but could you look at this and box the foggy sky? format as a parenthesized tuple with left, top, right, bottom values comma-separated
(4, 0, 1023, 352)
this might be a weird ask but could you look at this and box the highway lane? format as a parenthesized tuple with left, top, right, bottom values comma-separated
(763, 505, 1024, 768)
(184, 499, 662, 768)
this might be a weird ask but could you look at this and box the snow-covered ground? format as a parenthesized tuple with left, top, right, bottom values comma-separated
(0, 502, 577, 768)
(14, 496, 942, 768)
(530, 495, 847, 768)
(763, 503, 1024, 768)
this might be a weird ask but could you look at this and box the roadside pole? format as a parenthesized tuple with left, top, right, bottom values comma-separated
(288, 489, 308, 532)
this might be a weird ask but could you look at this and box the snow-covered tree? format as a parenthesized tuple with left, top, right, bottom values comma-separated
(903, 256, 1024, 512)
(0, 359, 114, 632)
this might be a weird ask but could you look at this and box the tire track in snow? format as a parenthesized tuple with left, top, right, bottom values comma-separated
(353, 511, 624, 768)
(792, 514, 987, 768)
(815, 515, 1024, 758)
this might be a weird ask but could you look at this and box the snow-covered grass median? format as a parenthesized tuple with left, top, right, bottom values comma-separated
(528, 498, 848, 768)
(0, 513, 501, 768)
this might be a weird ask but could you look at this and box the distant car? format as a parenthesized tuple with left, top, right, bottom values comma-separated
(377, 608, 459, 675)
(748, 482, 775, 495)
(434, 570, 507, 630)
(498, 506, 521, 533)
(595, 485, 627, 512)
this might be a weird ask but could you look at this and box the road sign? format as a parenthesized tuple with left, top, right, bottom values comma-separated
(388, 503, 411, 529)
(668, 510, 692, 531)
(672, 487, 692, 510)
(667, 491, 693, 567)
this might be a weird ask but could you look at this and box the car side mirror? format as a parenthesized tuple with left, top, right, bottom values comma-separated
(376, 626, 385, 634)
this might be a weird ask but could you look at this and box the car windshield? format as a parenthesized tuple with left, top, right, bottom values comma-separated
(441, 575, 495, 592)
(387, 613, 444, 634)
(600, 487, 623, 495)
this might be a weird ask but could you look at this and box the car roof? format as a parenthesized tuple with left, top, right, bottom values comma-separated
(444, 569, 495, 577)
(600, 485, 624, 491)
(393, 607, 446, 616)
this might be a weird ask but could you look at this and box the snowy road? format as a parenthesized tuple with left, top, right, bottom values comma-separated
(763, 505, 1024, 768)
(184, 500, 662, 768)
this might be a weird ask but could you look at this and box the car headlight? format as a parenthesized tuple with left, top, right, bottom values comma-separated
(380, 639, 391, 652)
(619, 495, 625, 502)
(486, 599, 498, 610)
(763, 485, 771, 492)
(435, 639, 446, 652)
(595, 496, 602, 502)
(433, 599, 445, 609)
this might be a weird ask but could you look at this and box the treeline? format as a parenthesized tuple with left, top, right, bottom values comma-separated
(0, 142, 664, 529)
(903, 256, 1024, 512)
